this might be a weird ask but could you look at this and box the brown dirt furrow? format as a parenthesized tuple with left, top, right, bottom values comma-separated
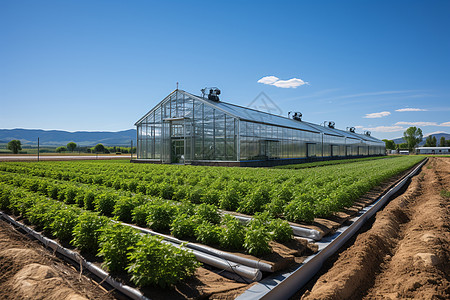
(297, 157, 450, 300)
(0, 220, 115, 300)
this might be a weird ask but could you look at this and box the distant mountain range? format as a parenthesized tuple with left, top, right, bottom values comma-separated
(392, 132, 450, 146)
(0, 128, 136, 146)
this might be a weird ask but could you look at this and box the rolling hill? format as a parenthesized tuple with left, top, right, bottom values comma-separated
(0, 129, 136, 146)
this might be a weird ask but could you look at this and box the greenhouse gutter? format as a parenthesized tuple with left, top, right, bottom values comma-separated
(236, 157, 428, 300)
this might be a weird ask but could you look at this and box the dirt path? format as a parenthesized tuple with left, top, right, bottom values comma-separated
(0, 220, 116, 300)
(296, 157, 450, 299)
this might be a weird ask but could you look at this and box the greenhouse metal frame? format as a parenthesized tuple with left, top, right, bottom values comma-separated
(134, 89, 385, 166)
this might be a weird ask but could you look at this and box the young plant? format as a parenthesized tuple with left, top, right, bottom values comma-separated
(126, 235, 199, 287)
(71, 212, 109, 254)
(97, 223, 140, 273)
(269, 218, 293, 243)
(220, 215, 245, 250)
(170, 213, 197, 239)
(195, 221, 222, 245)
(146, 201, 178, 231)
(195, 203, 221, 224)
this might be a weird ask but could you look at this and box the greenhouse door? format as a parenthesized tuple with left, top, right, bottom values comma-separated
(162, 118, 192, 164)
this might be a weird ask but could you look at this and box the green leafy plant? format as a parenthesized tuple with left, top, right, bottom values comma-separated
(170, 213, 197, 239)
(146, 201, 178, 231)
(50, 207, 79, 242)
(243, 227, 271, 256)
(195, 221, 222, 245)
(195, 203, 221, 224)
(220, 215, 245, 249)
(97, 223, 140, 273)
(126, 235, 199, 287)
(269, 218, 293, 243)
(72, 212, 109, 254)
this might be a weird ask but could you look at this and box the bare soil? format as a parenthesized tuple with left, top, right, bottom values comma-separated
(0, 220, 116, 300)
(295, 157, 450, 300)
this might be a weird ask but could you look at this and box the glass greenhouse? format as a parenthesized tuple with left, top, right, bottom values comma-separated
(134, 89, 385, 166)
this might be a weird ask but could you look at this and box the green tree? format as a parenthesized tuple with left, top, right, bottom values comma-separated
(424, 135, 435, 147)
(399, 143, 408, 149)
(67, 142, 77, 152)
(94, 143, 105, 153)
(439, 136, 446, 147)
(382, 139, 396, 150)
(56, 146, 67, 153)
(7, 140, 22, 154)
(403, 127, 423, 151)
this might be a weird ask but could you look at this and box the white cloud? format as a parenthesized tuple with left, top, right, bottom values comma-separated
(354, 125, 364, 129)
(364, 111, 391, 118)
(257, 76, 279, 85)
(363, 126, 405, 132)
(395, 121, 438, 126)
(257, 76, 308, 88)
(439, 122, 450, 127)
(395, 108, 428, 112)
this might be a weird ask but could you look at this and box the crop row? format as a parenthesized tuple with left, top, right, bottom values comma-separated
(0, 171, 293, 256)
(0, 182, 198, 288)
(0, 156, 424, 222)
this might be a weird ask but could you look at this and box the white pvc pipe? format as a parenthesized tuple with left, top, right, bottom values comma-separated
(0, 212, 149, 300)
(124, 222, 264, 280)
(228, 214, 322, 241)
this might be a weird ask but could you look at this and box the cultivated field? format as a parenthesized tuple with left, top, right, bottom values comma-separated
(0, 156, 445, 299)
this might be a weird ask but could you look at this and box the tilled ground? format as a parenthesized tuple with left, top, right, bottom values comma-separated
(0, 220, 116, 300)
(295, 157, 450, 300)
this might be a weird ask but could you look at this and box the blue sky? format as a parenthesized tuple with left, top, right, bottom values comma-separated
(1, 0, 449, 140)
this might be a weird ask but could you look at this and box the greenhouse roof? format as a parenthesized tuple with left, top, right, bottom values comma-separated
(136, 90, 383, 143)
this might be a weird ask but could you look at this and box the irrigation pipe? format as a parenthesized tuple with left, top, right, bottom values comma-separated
(236, 158, 428, 300)
(123, 222, 264, 280)
(229, 214, 322, 241)
(0, 212, 149, 300)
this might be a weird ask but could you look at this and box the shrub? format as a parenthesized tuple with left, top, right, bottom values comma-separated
(284, 200, 315, 223)
(83, 190, 96, 210)
(159, 182, 174, 199)
(195, 203, 221, 224)
(132, 203, 151, 227)
(243, 227, 271, 256)
(195, 221, 222, 245)
(113, 196, 143, 223)
(220, 215, 245, 250)
(219, 187, 240, 211)
(97, 223, 140, 273)
(238, 186, 270, 214)
(146, 201, 178, 231)
(126, 235, 199, 287)
(170, 214, 197, 239)
(50, 207, 79, 242)
(269, 218, 293, 243)
(72, 212, 109, 254)
(94, 193, 117, 216)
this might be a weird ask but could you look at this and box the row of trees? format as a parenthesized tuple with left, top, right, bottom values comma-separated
(6, 140, 135, 154)
(383, 127, 450, 151)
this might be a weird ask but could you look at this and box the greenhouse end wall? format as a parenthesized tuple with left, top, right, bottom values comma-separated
(134, 90, 385, 166)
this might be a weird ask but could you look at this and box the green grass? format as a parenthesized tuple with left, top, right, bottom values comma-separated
(274, 156, 390, 169)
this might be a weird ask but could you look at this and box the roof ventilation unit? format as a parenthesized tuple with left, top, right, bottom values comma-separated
(288, 111, 303, 121)
(364, 131, 371, 136)
(201, 87, 221, 102)
(325, 121, 335, 129)
(347, 127, 356, 133)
